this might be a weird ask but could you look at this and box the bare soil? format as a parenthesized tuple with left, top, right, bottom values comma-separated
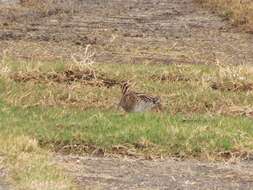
(1, 0, 253, 189)
(0, 157, 9, 190)
(57, 155, 253, 190)
(1, 0, 253, 65)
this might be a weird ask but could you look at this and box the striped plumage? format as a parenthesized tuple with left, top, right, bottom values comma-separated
(118, 81, 161, 112)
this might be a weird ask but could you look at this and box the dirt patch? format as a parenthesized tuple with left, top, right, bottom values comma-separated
(56, 155, 253, 190)
(211, 81, 253, 92)
(1, 0, 253, 65)
(10, 69, 120, 88)
(0, 0, 82, 24)
(0, 156, 9, 190)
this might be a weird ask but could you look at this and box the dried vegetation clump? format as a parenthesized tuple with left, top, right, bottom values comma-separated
(196, 0, 253, 31)
(211, 63, 253, 92)
(211, 80, 253, 92)
(150, 73, 192, 82)
(10, 69, 119, 88)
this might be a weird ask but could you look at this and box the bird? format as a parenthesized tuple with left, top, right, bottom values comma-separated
(118, 81, 162, 112)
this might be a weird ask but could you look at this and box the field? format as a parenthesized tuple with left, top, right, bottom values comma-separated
(1, 0, 253, 189)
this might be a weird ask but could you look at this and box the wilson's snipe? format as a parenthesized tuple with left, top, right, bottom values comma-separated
(118, 81, 162, 112)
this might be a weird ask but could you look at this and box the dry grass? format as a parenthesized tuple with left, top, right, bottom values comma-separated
(196, 0, 253, 31)
(1, 56, 253, 116)
(0, 134, 76, 190)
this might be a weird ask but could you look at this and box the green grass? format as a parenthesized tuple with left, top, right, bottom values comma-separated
(1, 58, 253, 158)
(1, 102, 253, 159)
(1, 58, 253, 188)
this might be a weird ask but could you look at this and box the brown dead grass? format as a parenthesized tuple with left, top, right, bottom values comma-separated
(150, 73, 192, 82)
(196, 0, 253, 32)
(211, 80, 253, 92)
(10, 69, 120, 88)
